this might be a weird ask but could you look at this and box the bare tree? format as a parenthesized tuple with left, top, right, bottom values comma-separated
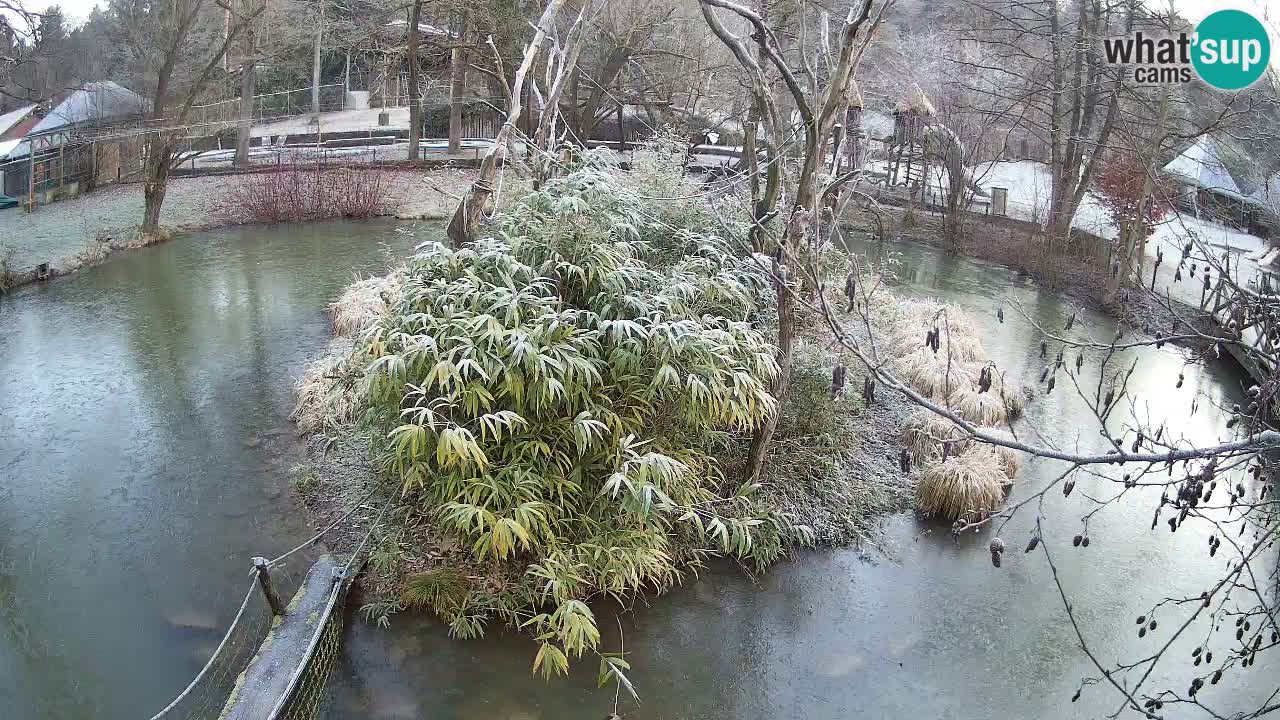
(445, 0, 567, 246)
(700, 0, 886, 482)
(406, 0, 423, 159)
(952, 0, 1132, 279)
(447, 11, 468, 153)
(234, 0, 259, 167)
(113, 0, 263, 234)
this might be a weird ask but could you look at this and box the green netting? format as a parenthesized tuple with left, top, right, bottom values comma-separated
(148, 581, 275, 720)
(274, 581, 348, 720)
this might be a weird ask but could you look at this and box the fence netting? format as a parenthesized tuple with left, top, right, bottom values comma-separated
(148, 580, 276, 720)
(274, 580, 350, 720)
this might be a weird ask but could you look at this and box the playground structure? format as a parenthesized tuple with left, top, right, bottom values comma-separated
(879, 83, 991, 204)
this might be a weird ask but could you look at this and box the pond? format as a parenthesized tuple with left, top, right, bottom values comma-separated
(0, 219, 419, 719)
(326, 233, 1277, 719)
(0, 222, 1273, 719)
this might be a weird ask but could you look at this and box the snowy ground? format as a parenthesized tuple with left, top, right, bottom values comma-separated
(176, 140, 492, 171)
(974, 159, 1274, 309)
(0, 167, 478, 276)
(252, 107, 414, 136)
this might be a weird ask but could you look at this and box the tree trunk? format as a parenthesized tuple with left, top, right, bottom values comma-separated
(142, 139, 170, 236)
(311, 1, 324, 115)
(446, 0, 565, 247)
(1104, 222, 1132, 305)
(407, 0, 423, 160)
(742, 0, 777, 254)
(533, 6, 591, 186)
(744, 205, 805, 483)
(447, 16, 468, 154)
(234, 1, 257, 168)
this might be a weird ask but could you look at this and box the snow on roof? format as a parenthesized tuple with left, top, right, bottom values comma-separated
(29, 81, 148, 135)
(0, 105, 36, 137)
(384, 19, 448, 35)
(0, 138, 22, 159)
(894, 83, 936, 116)
(1162, 137, 1249, 201)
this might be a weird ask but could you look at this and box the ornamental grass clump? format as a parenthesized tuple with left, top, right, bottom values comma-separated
(901, 411, 1021, 480)
(353, 155, 811, 680)
(884, 297, 1026, 521)
(330, 270, 404, 338)
(894, 348, 972, 400)
(915, 445, 1012, 522)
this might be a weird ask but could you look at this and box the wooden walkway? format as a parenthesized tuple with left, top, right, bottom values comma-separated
(1202, 261, 1277, 384)
(220, 554, 347, 720)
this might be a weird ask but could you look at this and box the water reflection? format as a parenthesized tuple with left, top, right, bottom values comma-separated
(325, 234, 1276, 720)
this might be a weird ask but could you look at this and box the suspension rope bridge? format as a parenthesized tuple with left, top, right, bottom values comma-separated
(146, 496, 391, 720)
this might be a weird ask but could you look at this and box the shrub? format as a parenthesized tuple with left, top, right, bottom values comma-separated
(222, 163, 392, 224)
(352, 159, 809, 678)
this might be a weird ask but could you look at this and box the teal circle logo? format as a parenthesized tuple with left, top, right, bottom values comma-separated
(1193, 10, 1270, 90)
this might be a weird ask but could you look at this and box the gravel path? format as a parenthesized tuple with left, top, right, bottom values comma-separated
(0, 168, 478, 279)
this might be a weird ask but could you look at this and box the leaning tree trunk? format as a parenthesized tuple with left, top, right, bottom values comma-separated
(446, 0, 565, 247)
(407, 0, 423, 160)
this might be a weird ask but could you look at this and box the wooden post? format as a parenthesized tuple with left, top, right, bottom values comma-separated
(616, 101, 625, 153)
(27, 145, 35, 212)
(253, 556, 285, 615)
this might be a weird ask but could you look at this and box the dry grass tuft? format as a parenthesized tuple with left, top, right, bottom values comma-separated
(291, 350, 366, 434)
(901, 411, 1022, 480)
(1003, 388, 1026, 421)
(901, 411, 967, 460)
(994, 445, 1023, 478)
(331, 270, 404, 338)
(915, 445, 1011, 521)
(946, 385, 1009, 425)
(894, 349, 973, 400)
(883, 299, 984, 363)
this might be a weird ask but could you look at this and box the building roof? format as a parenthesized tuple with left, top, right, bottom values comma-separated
(895, 83, 937, 116)
(383, 19, 448, 36)
(28, 81, 148, 136)
(4, 82, 149, 161)
(0, 105, 36, 138)
(1162, 137, 1251, 202)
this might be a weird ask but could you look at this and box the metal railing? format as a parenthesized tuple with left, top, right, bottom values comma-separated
(189, 84, 349, 130)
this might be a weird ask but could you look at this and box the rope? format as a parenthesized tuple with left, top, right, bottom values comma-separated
(145, 579, 259, 720)
(345, 495, 396, 575)
(257, 486, 380, 572)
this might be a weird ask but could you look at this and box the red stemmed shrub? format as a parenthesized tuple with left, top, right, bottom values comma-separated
(222, 163, 392, 224)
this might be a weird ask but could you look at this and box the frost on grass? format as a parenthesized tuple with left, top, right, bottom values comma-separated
(875, 296, 1028, 520)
